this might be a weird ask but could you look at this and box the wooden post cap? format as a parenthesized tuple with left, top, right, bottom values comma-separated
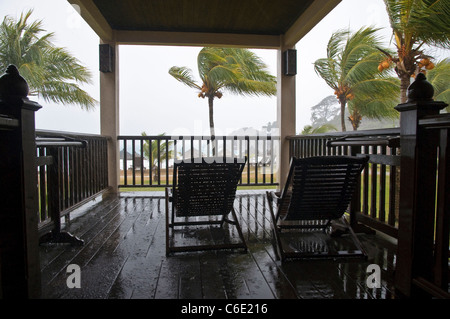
(407, 72, 434, 103)
(0, 65, 29, 99)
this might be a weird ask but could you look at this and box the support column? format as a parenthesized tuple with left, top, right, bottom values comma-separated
(100, 41, 120, 192)
(277, 45, 296, 189)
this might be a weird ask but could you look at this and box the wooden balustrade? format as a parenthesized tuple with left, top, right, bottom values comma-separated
(35, 130, 109, 245)
(118, 135, 280, 188)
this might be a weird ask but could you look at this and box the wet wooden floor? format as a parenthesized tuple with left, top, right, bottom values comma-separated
(39, 190, 398, 299)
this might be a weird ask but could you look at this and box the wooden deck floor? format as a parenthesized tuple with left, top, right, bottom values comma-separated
(39, 190, 398, 300)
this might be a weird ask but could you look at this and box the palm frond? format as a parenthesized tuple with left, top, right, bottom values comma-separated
(341, 27, 384, 78)
(383, 0, 450, 49)
(350, 77, 400, 119)
(43, 47, 92, 84)
(301, 124, 337, 135)
(426, 57, 450, 105)
(326, 29, 350, 59)
(226, 77, 276, 97)
(197, 47, 228, 80)
(207, 64, 239, 89)
(38, 80, 97, 110)
(0, 10, 96, 109)
(168, 66, 201, 90)
(141, 132, 174, 165)
(345, 51, 391, 84)
(173, 47, 276, 98)
(313, 58, 340, 90)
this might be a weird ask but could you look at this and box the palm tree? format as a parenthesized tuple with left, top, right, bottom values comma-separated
(378, 0, 450, 103)
(141, 132, 173, 182)
(347, 76, 400, 130)
(169, 47, 276, 154)
(0, 10, 96, 110)
(301, 124, 337, 135)
(425, 58, 450, 110)
(314, 26, 400, 131)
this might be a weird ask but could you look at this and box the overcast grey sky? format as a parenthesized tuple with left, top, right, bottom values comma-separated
(1, 0, 448, 136)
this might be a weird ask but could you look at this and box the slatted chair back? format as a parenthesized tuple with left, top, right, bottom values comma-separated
(279, 156, 369, 221)
(172, 157, 246, 218)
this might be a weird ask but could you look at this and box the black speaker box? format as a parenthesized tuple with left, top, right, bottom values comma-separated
(284, 49, 297, 76)
(99, 44, 113, 73)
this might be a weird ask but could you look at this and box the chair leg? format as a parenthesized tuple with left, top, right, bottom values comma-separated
(266, 191, 284, 261)
(166, 207, 247, 255)
(230, 207, 247, 252)
(271, 228, 283, 261)
(341, 216, 368, 259)
(165, 188, 171, 257)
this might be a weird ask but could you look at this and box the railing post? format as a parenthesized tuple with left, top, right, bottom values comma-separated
(394, 73, 447, 298)
(0, 65, 41, 298)
(348, 144, 375, 234)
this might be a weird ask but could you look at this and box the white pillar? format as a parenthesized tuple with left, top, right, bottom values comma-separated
(276, 45, 296, 190)
(100, 41, 120, 192)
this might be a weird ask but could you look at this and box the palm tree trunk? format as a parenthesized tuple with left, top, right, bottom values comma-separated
(208, 95, 216, 156)
(396, 74, 411, 224)
(339, 99, 347, 132)
(400, 74, 411, 104)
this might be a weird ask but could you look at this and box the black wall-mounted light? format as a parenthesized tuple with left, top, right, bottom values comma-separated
(283, 49, 297, 76)
(99, 44, 113, 73)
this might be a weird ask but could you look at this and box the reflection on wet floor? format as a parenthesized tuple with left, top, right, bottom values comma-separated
(39, 190, 397, 299)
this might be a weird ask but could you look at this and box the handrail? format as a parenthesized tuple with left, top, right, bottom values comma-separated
(419, 113, 450, 129)
(327, 135, 400, 148)
(35, 136, 87, 148)
(0, 114, 19, 129)
(287, 127, 400, 139)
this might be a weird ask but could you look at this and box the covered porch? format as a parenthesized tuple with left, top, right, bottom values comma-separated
(0, 0, 449, 300)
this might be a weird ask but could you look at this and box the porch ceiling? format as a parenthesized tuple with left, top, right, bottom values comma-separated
(92, 0, 314, 35)
(68, 0, 341, 48)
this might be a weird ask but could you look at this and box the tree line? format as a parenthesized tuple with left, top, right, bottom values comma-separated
(1, 1, 449, 136)
(311, 0, 449, 132)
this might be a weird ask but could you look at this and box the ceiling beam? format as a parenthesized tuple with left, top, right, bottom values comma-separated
(67, 0, 114, 42)
(115, 30, 281, 49)
(283, 0, 341, 48)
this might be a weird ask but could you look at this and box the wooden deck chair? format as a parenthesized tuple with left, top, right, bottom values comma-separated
(165, 157, 248, 256)
(266, 156, 369, 261)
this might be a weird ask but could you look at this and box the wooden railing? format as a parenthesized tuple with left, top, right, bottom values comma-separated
(118, 135, 280, 188)
(411, 113, 450, 299)
(288, 128, 401, 238)
(36, 130, 109, 244)
(289, 111, 449, 299)
(394, 93, 449, 299)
